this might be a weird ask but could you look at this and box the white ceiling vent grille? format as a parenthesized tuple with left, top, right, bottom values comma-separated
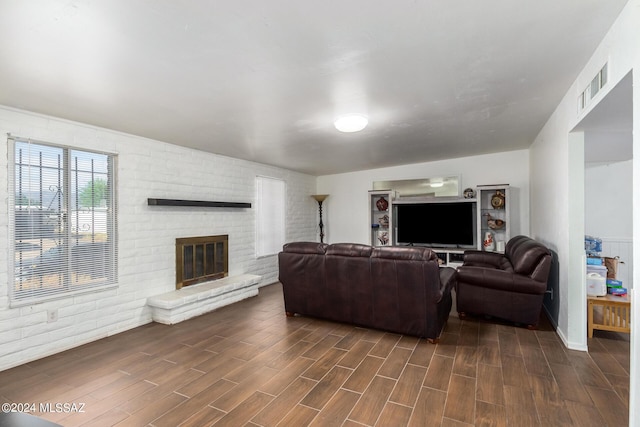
(578, 63, 608, 113)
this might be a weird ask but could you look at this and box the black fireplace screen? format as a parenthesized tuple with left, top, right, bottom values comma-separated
(176, 235, 228, 289)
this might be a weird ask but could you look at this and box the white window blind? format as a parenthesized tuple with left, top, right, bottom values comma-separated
(255, 176, 285, 257)
(9, 137, 118, 305)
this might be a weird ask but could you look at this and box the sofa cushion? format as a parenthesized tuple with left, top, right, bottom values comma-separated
(326, 244, 373, 325)
(326, 243, 373, 257)
(282, 241, 328, 254)
(462, 250, 514, 272)
(456, 266, 547, 294)
(371, 246, 436, 261)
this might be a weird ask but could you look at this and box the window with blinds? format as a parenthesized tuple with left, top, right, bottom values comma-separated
(9, 137, 118, 305)
(255, 176, 286, 257)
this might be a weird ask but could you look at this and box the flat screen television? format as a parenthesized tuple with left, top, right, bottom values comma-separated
(395, 201, 477, 248)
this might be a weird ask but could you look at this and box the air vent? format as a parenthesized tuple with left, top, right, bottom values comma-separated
(578, 63, 608, 113)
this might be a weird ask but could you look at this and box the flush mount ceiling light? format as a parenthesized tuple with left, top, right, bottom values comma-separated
(334, 114, 368, 133)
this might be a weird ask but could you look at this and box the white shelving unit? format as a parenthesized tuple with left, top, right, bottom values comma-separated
(476, 185, 511, 252)
(432, 249, 466, 268)
(367, 185, 512, 260)
(369, 190, 395, 246)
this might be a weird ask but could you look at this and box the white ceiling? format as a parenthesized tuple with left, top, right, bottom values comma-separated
(0, 1, 629, 176)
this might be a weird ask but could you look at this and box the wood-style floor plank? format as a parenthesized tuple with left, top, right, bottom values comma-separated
(476, 363, 504, 405)
(475, 400, 507, 427)
(347, 375, 396, 425)
(252, 377, 316, 426)
(300, 366, 352, 410)
(423, 354, 454, 391)
(388, 363, 426, 407)
(0, 282, 629, 426)
(375, 401, 412, 426)
(309, 389, 360, 427)
(444, 374, 477, 424)
(342, 356, 384, 393)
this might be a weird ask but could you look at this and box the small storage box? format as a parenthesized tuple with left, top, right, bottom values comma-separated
(586, 265, 607, 296)
(585, 235, 603, 255)
(607, 278, 623, 288)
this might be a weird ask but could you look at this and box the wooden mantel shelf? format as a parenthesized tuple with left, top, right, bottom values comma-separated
(147, 198, 251, 208)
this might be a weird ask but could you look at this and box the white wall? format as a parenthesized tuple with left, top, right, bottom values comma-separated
(316, 150, 530, 245)
(0, 106, 317, 371)
(585, 160, 633, 238)
(530, 0, 638, 346)
(585, 161, 634, 287)
(529, 0, 639, 423)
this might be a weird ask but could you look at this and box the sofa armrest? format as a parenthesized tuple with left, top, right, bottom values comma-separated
(463, 250, 504, 268)
(438, 267, 457, 302)
(457, 266, 547, 295)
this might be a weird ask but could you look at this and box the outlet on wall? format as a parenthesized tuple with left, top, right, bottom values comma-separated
(47, 309, 58, 323)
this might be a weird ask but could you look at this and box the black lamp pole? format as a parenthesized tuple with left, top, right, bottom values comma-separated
(311, 194, 329, 243)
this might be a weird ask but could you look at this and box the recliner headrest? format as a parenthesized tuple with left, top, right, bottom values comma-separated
(506, 236, 551, 276)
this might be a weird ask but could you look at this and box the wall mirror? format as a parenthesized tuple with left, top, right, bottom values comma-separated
(373, 176, 460, 197)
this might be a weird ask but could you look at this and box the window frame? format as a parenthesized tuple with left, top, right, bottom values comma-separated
(8, 137, 118, 306)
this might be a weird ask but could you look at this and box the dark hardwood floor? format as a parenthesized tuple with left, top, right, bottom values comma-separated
(0, 283, 629, 426)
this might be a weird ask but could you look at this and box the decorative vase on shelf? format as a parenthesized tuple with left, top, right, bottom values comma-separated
(376, 197, 389, 211)
(483, 231, 495, 251)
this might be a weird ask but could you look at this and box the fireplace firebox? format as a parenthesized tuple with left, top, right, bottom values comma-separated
(176, 235, 228, 289)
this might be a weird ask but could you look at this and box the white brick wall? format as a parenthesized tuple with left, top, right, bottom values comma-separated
(0, 106, 318, 371)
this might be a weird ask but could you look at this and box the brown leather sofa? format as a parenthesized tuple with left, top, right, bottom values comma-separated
(278, 242, 456, 342)
(455, 235, 552, 328)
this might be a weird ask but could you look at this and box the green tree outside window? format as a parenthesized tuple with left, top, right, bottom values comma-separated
(79, 179, 108, 207)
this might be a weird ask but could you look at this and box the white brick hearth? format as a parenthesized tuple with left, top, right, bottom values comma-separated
(147, 274, 262, 324)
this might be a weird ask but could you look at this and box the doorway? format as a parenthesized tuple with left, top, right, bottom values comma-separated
(572, 70, 633, 417)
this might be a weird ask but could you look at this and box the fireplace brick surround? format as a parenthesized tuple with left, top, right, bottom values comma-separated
(147, 273, 261, 324)
(147, 235, 261, 324)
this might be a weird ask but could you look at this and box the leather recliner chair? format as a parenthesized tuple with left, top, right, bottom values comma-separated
(455, 235, 552, 328)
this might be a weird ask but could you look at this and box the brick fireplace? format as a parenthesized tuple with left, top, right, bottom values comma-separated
(147, 234, 261, 324)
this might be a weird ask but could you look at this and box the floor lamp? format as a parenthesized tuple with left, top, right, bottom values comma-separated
(311, 194, 329, 243)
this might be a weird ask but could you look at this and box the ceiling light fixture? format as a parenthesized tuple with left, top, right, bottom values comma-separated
(334, 114, 368, 133)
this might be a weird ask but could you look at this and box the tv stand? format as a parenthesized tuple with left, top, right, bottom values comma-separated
(431, 248, 466, 267)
